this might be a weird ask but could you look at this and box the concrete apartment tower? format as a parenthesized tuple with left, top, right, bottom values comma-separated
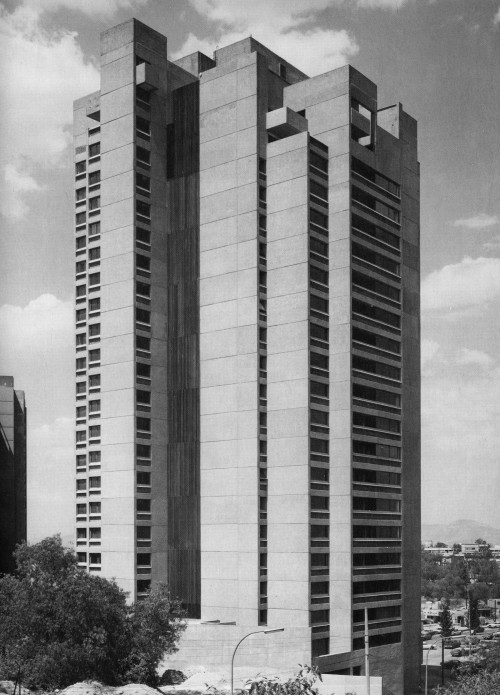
(0, 376, 27, 574)
(73, 19, 420, 695)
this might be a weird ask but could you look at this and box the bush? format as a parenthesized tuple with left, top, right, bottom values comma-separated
(0, 536, 186, 689)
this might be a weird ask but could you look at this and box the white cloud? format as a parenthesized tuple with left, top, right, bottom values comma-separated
(0, 294, 74, 427)
(422, 256, 500, 313)
(1, 163, 42, 220)
(494, 7, 500, 26)
(19, 0, 149, 20)
(356, 0, 407, 7)
(482, 234, 500, 253)
(175, 0, 359, 75)
(455, 348, 495, 369)
(421, 338, 440, 370)
(453, 213, 499, 230)
(28, 416, 75, 544)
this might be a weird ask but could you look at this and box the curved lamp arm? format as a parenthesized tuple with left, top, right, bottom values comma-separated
(231, 628, 285, 695)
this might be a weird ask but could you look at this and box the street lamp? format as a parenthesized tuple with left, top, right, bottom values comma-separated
(424, 635, 442, 695)
(230, 628, 285, 695)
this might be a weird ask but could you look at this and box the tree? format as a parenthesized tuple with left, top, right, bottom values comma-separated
(453, 544, 462, 554)
(435, 542, 447, 548)
(440, 598, 453, 637)
(468, 598, 480, 632)
(125, 583, 186, 686)
(436, 670, 500, 695)
(0, 536, 186, 689)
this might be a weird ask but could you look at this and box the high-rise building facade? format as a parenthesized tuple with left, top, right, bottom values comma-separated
(73, 19, 420, 694)
(0, 376, 27, 573)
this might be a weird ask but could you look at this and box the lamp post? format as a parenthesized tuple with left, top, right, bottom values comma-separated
(424, 635, 442, 695)
(230, 628, 285, 695)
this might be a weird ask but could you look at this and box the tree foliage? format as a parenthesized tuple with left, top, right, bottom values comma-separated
(0, 536, 186, 689)
(246, 666, 321, 695)
(436, 670, 500, 695)
(421, 547, 500, 600)
(440, 598, 454, 638)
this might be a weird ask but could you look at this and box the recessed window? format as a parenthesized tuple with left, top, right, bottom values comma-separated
(89, 476, 101, 489)
(89, 247, 100, 262)
(136, 362, 151, 379)
(136, 498, 151, 512)
(89, 272, 100, 287)
(89, 298, 100, 313)
(136, 227, 151, 246)
(89, 143, 100, 158)
(136, 86, 151, 105)
(90, 528, 101, 539)
(77, 552, 87, 563)
(76, 357, 86, 371)
(76, 477, 86, 490)
(136, 335, 151, 353)
(137, 579, 151, 594)
(136, 172, 151, 193)
(76, 381, 86, 394)
(76, 161, 86, 176)
(76, 236, 86, 250)
(136, 280, 150, 297)
(76, 212, 86, 226)
(89, 170, 101, 186)
(77, 528, 87, 540)
(76, 333, 86, 346)
(136, 145, 150, 166)
(89, 425, 101, 440)
(137, 390, 151, 406)
(137, 553, 151, 566)
(136, 116, 151, 136)
(137, 524, 151, 539)
(89, 553, 101, 565)
(137, 471, 151, 486)
(89, 501, 101, 514)
(137, 416, 151, 432)
(89, 196, 100, 211)
(89, 451, 101, 464)
(88, 221, 100, 237)
(76, 406, 86, 419)
(89, 399, 100, 413)
(89, 349, 100, 363)
(89, 374, 100, 388)
(76, 454, 86, 467)
(76, 187, 86, 202)
(76, 503, 86, 515)
(76, 308, 86, 323)
(136, 308, 150, 325)
(136, 200, 151, 220)
(88, 323, 100, 338)
(136, 444, 151, 460)
(76, 260, 86, 275)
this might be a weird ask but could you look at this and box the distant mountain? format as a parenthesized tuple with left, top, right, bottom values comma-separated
(421, 519, 500, 546)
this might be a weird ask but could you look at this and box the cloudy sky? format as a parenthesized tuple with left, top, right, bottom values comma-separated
(0, 0, 499, 540)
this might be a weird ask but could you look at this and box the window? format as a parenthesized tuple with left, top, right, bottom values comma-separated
(310, 352, 329, 371)
(77, 528, 87, 539)
(353, 497, 401, 513)
(311, 496, 329, 511)
(88, 221, 100, 237)
(353, 412, 400, 433)
(76, 236, 86, 250)
(136, 335, 151, 353)
(137, 579, 151, 594)
(89, 476, 101, 489)
(136, 116, 150, 135)
(89, 451, 101, 464)
(89, 298, 100, 313)
(76, 406, 86, 419)
(76, 260, 86, 275)
(76, 333, 86, 346)
(353, 552, 401, 567)
(89, 170, 100, 186)
(136, 227, 151, 246)
(76, 161, 86, 175)
(137, 525, 151, 539)
(311, 552, 329, 568)
(352, 440, 401, 460)
(259, 186, 266, 205)
(311, 525, 329, 540)
(311, 410, 329, 428)
(137, 417, 151, 432)
(310, 208, 328, 230)
(311, 438, 329, 454)
(89, 553, 101, 564)
(352, 327, 400, 355)
(89, 247, 100, 262)
(136, 362, 151, 379)
(76, 454, 86, 467)
(310, 266, 328, 286)
(137, 444, 151, 459)
(136, 254, 151, 272)
(77, 552, 87, 563)
(352, 383, 400, 408)
(310, 151, 328, 174)
(136, 173, 151, 193)
(76, 212, 86, 226)
(310, 323, 328, 344)
(89, 142, 100, 158)
(89, 272, 100, 287)
(88, 323, 100, 337)
(76, 357, 86, 370)
(352, 355, 401, 381)
(352, 298, 400, 329)
(310, 295, 328, 315)
(353, 525, 401, 539)
(76, 381, 86, 394)
(137, 471, 151, 486)
(89, 374, 100, 388)
(89, 349, 100, 363)
(76, 308, 86, 322)
(76, 503, 86, 515)
(136, 308, 150, 325)
(89, 399, 100, 413)
(310, 237, 328, 259)
(76, 478, 86, 490)
(136, 280, 150, 297)
(137, 498, 151, 512)
(136, 145, 150, 166)
(89, 501, 101, 514)
(351, 158, 400, 198)
(89, 425, 101, 439)
(352, 271, 400, 303)
(310, 180, 328, 203)
(76, 285, 86, 298)
(310, 380, 329, 399)
(90, 528, 101, 539)
(136, 200, 151, 220)
(137, 553, 151, 566)
(89, 196, 100, 211)
(136, 86, 151, 104)
(137, 390, 151, 405)
(76, 187, 86, 202)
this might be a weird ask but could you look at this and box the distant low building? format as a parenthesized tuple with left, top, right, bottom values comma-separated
(0, 376, 27, 573)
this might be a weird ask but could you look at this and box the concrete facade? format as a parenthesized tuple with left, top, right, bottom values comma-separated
(0, 376, 27, 574)
(74, 20, 420, 695)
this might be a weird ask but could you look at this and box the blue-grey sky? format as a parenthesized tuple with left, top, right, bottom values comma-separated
(0, 0, 499, 540)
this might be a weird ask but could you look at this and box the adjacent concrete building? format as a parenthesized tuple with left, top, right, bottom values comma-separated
(0, 376, 27, 574)
(73, 19, 420, 694)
